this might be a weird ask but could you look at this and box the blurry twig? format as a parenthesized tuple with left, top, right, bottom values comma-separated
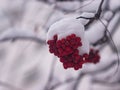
(75, 0, 95, 12)
(72, 58, 118, 90)
(72, 72, 85, 90)
(98, 19, 120, 80)
(50, 77, 75, 90)
(92, 78, 120, 86)
(0, 35, 46, 44)
(49, 58, 117, 90)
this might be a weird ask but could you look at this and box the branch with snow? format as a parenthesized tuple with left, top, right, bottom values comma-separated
(0, 28, 46, 44)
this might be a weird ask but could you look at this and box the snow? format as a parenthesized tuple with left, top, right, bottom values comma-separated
(78, 36, 90, 55)
(78, 0, 102, 13)
(109, 0, 120, 11)
(77, 12, 95, 25)
(113, 25, 120, 51)
(21, 1, 54, 31)
(85, 19, 108, 44)
(108, 11, 120, 33)
(0, 28, 36, 41)
(45, 10, 64, 30)
(47, 17, 85, 41)
(56, 1, 81, 12)
(77, 75, 92, 90)
(0, 10, 10, 31)
(0, 0, 24, 9)
(103, 11, 113, 21)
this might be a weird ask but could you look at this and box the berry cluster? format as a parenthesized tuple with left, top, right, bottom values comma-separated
(47, 34, 100, 70)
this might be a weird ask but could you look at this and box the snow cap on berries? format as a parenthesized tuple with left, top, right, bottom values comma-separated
(47, 17, 100, 70)
(47, 17, 89, 55)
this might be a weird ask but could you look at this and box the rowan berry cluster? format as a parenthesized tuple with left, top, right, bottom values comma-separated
(47, 34, 100, 70)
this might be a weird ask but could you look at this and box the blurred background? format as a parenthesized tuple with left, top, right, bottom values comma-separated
(0, 0, 120, 90)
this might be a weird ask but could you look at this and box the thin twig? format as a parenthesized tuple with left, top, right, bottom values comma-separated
(98, 19, 120, 80)
(76, 0, 104, 27)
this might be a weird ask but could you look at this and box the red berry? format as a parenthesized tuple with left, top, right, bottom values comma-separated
(47, 34, 100, 70)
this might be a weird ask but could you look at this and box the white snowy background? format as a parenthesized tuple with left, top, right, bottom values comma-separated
(0, 0, 120, 90)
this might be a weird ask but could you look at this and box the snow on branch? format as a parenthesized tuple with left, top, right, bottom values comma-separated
(0, 28, 46, 44)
